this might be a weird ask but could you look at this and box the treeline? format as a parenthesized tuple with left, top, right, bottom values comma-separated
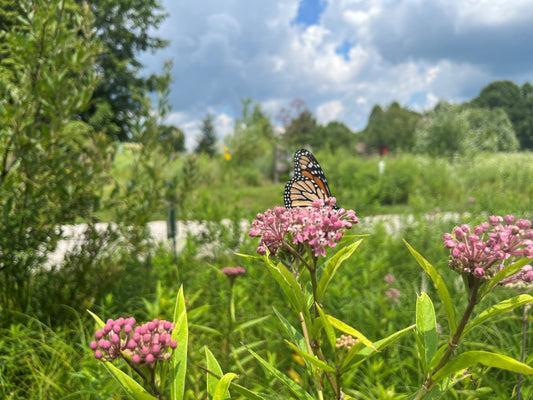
(363, 80, 533, 156)
(190, 80, 532, 184)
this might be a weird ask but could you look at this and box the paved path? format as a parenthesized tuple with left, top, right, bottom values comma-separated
(46, 213, 468, 266)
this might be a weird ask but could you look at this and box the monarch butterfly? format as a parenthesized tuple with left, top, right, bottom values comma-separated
(284, 149, 336, 208)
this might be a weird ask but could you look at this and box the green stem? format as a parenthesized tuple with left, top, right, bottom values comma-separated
(419, 279, 482, 397)
(517, 304, 529, 400)
(308, 258, 340, 398)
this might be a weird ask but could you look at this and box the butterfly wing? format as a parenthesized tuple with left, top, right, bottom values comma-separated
(284, 149, 334, 208)
(293, 149, 332, 197)
(284, 176, 329, 208)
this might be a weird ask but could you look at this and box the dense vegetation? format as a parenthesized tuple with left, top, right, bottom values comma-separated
(0, 1, 532, 399)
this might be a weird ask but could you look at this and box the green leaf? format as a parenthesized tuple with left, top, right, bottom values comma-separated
(228, 382, 269, 400)
(213, 373, 238, 400)
(87, 309, 105, 328)
(284, 340, 336, 373)
(416, 292, 438, 374)
(315, 304, 337, 351)
(205, 347, 226, 399)
(429, 344, 449, 371)
(478, 258, 532, 299)
(272, 307, 306, 351)
(326, 315, 376, 350)
(347, 325, 414, 369)
(246, 347, 315, 400)
(464, 294, 533, 336)
(236, 315, 271, 331)
(170, 286, 188, 400)
(102, 362, 157, 400)
(316, 239, 363, 303)
(404, 240, 457, 334)
(431, 351, 533, 384)
(263, 256, 305, 314)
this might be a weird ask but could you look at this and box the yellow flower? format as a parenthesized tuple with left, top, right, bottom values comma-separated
(224, 152, 231, 161)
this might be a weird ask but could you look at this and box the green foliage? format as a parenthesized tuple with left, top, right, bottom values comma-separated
(225, 98, 275, 179)
(0, 0, 112, 316)
(472, 80, 533, 149)
(313, 121, 357, 153)
(413, 102, 519, 157)
(362, 102, 421, 153)
(77, 0, 169, 141)
(195, 113, 218, 157)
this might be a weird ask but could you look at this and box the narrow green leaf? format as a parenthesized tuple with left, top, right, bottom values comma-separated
(432, 351, 533, 383)
(236, 315, 271, 331)
(478, 258, 532, 299)
(464, 294, 533, 335)
(246, 347, 315, 400)
(315, 305, 337, 351)
(205, 347, 226, 399)
(326, 315, 376, 350)
(102, 362, 157, 400)
(347, 325, 415, 369)
(284, 340, 336, 373)
(316, 239, 363, 303)
(170, 286, 188, 400)
(228, 382, 269, 400)
(213, 373, 238, 400)
(263, 256, 305, 314)
(338, 341, 363, 372)
(416, 292, 438, 374)
(429, 344, 449, 371)
(404, 240, 457, 334)
(272, 307, 306, 351)
(87, 309, 105, 328)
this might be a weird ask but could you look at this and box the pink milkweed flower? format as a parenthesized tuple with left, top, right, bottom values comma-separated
(385, 288, 401, 304)
(90, 317, 177, 366)
(384, 274, 395, 285)
(444, 215, 533, 284)
(249, 197, 358, 259)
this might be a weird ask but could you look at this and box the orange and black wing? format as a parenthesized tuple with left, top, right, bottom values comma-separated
(284, 149, 333, 208)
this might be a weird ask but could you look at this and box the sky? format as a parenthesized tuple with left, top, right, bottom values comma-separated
(140, 0, 533, 150)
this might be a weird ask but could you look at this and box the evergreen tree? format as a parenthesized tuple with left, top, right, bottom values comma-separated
(195, 113, 217, 157)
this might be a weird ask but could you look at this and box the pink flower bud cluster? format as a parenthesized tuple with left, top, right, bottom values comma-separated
(221, 266, 246, 277)
(90, 317, 178, 365)
(443, 215, 533, 280)
(249, 198, 358, 258)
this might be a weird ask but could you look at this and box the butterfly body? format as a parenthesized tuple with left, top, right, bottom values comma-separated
(284, 149, 335, 208)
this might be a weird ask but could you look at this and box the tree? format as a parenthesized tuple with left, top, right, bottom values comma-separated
(284, 109, 318, 149)
(472, 80, 533, 149)
(0, 0, 112, 315)
(195, 113, 218, 157)
(226, 98, 274, 164)
(362, 102, 421, 153)
(413, 102, 518, 158)
(313, 121, 356, 152)
(77, 0, 169, 141)
(158, 124, 185, 155)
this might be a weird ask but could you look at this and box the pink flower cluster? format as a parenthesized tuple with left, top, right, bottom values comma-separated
(90, 317, 178, 365)
(443, 215, 533, 280)
(221, 266, 246, 277)
(248, 198, 358, 258)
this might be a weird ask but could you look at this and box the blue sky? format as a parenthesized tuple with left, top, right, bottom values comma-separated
(141, 0, 533, 150)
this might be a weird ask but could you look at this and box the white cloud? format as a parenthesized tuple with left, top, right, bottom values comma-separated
(141, 0, 533, 149)
(215, 113, 234, 140)
(317, 100, 344, 124)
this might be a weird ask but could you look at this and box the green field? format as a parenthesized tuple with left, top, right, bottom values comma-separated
(2, 150, 533, 399)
